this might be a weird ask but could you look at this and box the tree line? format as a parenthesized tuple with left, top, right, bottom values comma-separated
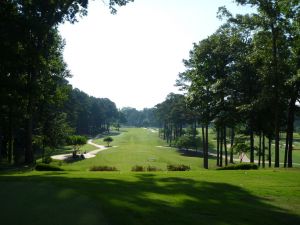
(120, 107, 159, 127)
(0, 0, 133, 165)
(156, 0, 300, 169)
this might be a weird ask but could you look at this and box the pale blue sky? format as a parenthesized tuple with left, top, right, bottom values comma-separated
(59, 0, 253, 109)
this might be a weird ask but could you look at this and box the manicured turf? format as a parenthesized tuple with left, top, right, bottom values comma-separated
(1, 128, 300, 225)
(0, 170, 299, 225)
(58, 128, 215, 171)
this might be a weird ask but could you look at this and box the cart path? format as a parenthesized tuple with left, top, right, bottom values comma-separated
(51, 139, 108, 160)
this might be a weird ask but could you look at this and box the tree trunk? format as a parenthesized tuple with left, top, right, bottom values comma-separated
(250, 129, 254, 163)
(202, 125, 205, 151)
(204, 124, 209, 169)
(224, 126, 228, 166)
(262, 132, 265, 168)
(268, 138, 272, 167)
(258, 132, 262, 166)
(287, 96, 296, 168)
(230, 127, 234, 163)
(217, 127, 220, 166)
(284, 130, 289, 168)
(25, 116, 34, 164)
(8, 106, 13, 164)
(271, 23, 280, 168)
(220, 128, 223, 167)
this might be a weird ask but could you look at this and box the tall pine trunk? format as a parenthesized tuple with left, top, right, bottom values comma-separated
(287, 96, 296, 167)
(203, 124, 209, 169)
(258, 132, 262, 166)
(8, 106, 13, 164)
(268, 138, 272, 167)
(224, 126, 228, 166)
(262, 133, 265, 168)
(220, 128, 223, 167)
(217, 127, 220, 166)
(230, 127, 234, 164)
(250, 129, 254, 163)
(271, 24, 280, 168)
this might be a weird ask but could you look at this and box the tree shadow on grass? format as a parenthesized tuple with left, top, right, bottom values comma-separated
(0, 173, 299, 225)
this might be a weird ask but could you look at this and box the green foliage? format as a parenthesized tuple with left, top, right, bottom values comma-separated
(89, 166, 118, 171)
(66, 135, 87, 150)
(103, 136, 113, 147)
(131, 165, 145, 172)
(175, 135, 199, 150)
(217, 163, 258, 170)
(167, 164, 191, 171)
(146, 165, 162, 172)
(35, 163, 64, 171)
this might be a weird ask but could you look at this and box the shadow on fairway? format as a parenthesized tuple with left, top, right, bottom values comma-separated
(0, 173, 299, 225)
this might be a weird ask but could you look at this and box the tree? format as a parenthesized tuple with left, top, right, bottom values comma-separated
(0, 0, 133, 165)
(67, 135, 87, 157)
(232, 0, 300, 167)
(103, 136, 113, 147)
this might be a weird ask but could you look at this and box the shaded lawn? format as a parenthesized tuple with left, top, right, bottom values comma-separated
(0, 170, 300, 225)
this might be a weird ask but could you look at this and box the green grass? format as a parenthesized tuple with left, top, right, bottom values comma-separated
(0, 170, 299, 225)
(59, 128, 214, 171)
(1, 128, 300, 225)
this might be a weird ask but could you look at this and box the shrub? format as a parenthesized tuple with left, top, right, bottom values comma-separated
(167, 164, 190, 171)
(42, 155, 52, 164)
(90, 166, 118, 171)
(131, 165, 145, 172)
(217, 163, 258, 170)
(146, 165, 161, 172)
(35, 163, 64, 171)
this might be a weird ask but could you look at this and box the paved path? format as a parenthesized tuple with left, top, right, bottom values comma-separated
(51, 139, 107, 161)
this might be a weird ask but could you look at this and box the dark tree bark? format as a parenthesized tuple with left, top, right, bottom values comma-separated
(287, 96, 296, 167)
(220, 128, 223, 167)
(268, 138, 272, 167)
(262, 132, 265, 168)
(204, 124, 209, 169)
(230, 127, 234, 163)
(224, 126, 228, 166)
(258, 132, 262, 166)
(217, 127, 220, 166)
(250, 129, 254, 163)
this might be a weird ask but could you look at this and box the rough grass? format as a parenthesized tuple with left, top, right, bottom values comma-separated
(0, 170, 299, 225)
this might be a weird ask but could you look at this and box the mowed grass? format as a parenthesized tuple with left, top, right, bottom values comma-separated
(59, 128, 214, 171)
(1, 128, 300, 225)
(0, 170, 300, 225)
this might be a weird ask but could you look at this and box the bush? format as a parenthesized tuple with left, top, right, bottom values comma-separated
(35, 163, 64, 171)
(217, 163, 258, 170)
(167, 164, 190, 171)
(42, 155, 52, 164)
(131, 165, 145, 172)
(146, 165, 161, 172)
(90, 166, 118, 171)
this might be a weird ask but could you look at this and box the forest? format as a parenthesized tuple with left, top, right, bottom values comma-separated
(0, 0, 131, 165)
(0, 0, 299, 169)
(155, 0, 300, 169)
